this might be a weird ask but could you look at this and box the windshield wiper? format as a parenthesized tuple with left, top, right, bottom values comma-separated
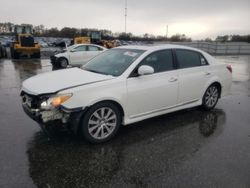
(83, 68, 107, 75)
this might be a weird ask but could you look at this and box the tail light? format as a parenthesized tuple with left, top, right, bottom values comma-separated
(226, 65, 232, 73)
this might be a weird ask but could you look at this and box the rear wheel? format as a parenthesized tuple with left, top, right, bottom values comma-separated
(80, 102, 121, 143)
(202, 84, 220, 110)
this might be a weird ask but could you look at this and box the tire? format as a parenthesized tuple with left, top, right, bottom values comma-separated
(58, 58, 68, 68)
(202, 84, 220, 111)
(80, 102, 122, 143)
(3, 49, 7, 58)
(10, 47, 19, 59)
(31, 52, 41, 59)
(10, 47, 14, 58)
(13, 50, 20, 59)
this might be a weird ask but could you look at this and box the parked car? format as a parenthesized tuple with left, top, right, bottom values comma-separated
(21, 45, 232, 143)
(50, 44, 107, 68)
(38, 40, 49, 48)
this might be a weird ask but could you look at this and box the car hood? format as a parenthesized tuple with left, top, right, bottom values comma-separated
(54, 51, 67, 57)
(22, 68, 114, 95)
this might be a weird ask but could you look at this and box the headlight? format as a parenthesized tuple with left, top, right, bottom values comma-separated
(41, 94, 72, 109)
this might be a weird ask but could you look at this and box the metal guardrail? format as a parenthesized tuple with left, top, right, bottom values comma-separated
(155, 42, 250, 55)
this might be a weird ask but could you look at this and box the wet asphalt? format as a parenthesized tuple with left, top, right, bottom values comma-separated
(0, 56, 249, 188)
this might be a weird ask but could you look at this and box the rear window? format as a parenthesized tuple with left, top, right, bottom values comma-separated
(140, 50, 174, 73)
(176, 49, 201, 69)
(88, 45, 100, 51)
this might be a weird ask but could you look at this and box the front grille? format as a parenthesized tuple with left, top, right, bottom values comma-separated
(20, 36, 35, 47)
(21, 92, 41, 109)
(50, 56, 57, 63)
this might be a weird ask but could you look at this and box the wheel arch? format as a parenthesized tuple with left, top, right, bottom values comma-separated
(204, 81, 222, 98)
(203, 75, 222, 98)
(211, 82, 222, 98)
(58, 56, 69, 63)
(88, 99, 125, 119)
(68, 99, 125, 135)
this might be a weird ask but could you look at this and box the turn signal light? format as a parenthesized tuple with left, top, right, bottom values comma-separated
(50, 95, 72, 107)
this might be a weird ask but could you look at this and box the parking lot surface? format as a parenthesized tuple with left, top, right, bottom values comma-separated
(0, 56, 250, 188)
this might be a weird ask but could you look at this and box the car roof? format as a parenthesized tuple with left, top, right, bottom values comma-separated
(116, 44, 204, 53)
(70, 43, 104, 48)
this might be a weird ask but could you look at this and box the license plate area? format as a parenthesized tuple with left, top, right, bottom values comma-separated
(41, 110, 63, 123)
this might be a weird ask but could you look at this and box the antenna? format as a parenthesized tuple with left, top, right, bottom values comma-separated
(125, 0, 127, 33)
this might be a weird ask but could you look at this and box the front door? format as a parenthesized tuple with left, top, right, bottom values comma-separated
(126, 50, 178, 118)
(69, 45, 87, 65)
(83, 45, 103, 63)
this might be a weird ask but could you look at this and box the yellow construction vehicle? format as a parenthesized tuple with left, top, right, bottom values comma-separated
(102, 40, 118, 49)
(74, 37, 91, 44)
(72, 31, 102, 45)
(10, 24, 40, 59)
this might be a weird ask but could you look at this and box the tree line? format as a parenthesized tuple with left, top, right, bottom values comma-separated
(0, 22, 249, 42)
(33, 26, 192, 42)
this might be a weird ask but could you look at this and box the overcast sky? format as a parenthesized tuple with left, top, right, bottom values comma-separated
(0, 0, 249, 39)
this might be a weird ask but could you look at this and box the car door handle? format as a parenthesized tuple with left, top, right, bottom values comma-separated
(168, 77, 178, 82)
(205, 72, 211, 76)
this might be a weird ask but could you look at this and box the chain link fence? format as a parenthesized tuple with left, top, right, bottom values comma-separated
(155, 42, 250, 55)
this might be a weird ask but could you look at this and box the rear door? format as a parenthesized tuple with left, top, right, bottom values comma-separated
(175, 49, 209, 104)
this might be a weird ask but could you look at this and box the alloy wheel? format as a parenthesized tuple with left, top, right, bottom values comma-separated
(88, 107, 117, 140)
(205, 86, 219, 107)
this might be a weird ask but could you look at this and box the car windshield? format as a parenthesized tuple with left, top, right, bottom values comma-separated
(67, 44, 78, 50)
(82, 48, 145, 76)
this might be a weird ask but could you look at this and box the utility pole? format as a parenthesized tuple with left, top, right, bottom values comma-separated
(125, 0, 127, 33)
(166, 25, 168, 39)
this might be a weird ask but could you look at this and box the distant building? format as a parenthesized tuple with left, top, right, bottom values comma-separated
(0, 23, 14, 33)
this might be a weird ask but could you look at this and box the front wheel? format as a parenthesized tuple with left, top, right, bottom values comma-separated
(80, 102, 121, 143)
(202, 84, 220, 110)
(58, 58, 68, 68)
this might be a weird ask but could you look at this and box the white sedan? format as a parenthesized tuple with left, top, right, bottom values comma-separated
(50, 44, 107, 68)
(21, 45, 232, 143)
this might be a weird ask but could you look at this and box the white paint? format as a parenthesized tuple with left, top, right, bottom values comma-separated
(22, 44, 232, 125)
(55, 44, 106, 66)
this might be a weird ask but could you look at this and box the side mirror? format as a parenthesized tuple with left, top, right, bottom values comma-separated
(138, 65, 154, 76)
(70, 49, 76, 52)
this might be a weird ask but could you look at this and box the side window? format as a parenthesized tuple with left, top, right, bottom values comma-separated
(200, 55, 208, 65)
(176, 50, 201, 69)
(74, 45, 87, 52)
(140, 50, 174, 73)
(88, 46, 99, 51)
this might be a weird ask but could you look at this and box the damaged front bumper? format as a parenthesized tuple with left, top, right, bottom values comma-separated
(22, 102, 86, 135)
(20, 91, 86, 135)
(22, 103, 70, 124)
(21, 91, 77, 124)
